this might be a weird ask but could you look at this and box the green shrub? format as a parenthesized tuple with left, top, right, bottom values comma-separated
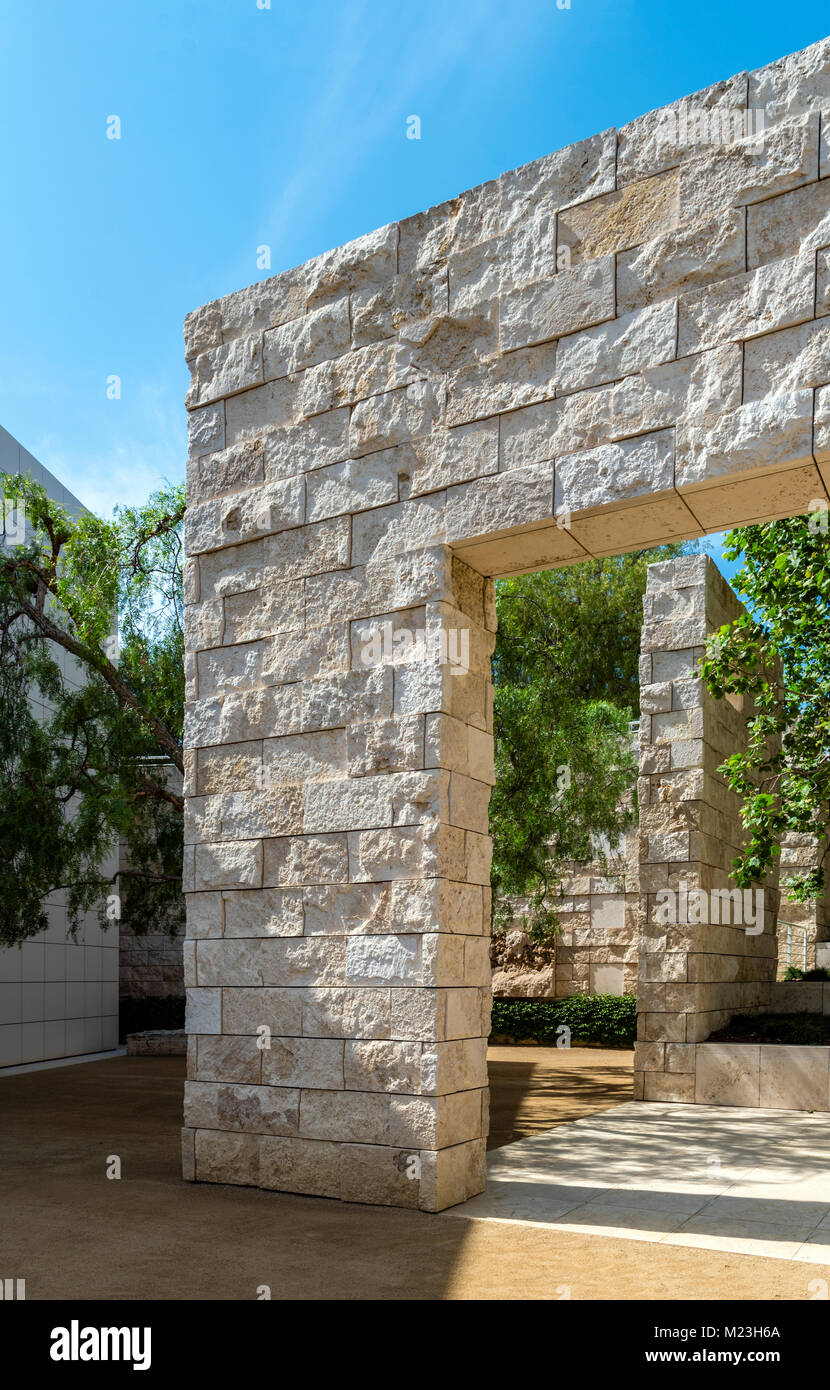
(119, 994, 185, 1043)
(715, 1012, 830, 1046)
(490, 994, 636, 1047)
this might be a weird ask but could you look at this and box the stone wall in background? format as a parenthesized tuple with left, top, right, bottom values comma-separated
(117, 766, 186, 1002)
(635, 554, 781, 1101)
(119, 921, 184, 998)
(491, 826, 639, 998)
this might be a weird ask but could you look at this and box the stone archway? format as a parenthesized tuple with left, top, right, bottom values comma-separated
(181, 36, 830, 1210)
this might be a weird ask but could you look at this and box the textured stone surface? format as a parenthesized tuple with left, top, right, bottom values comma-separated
(182, 37, 830, 1209)
(636, 557, 780, 1105)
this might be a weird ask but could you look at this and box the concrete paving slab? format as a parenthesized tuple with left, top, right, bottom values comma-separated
(447, 1101, 830, 1262)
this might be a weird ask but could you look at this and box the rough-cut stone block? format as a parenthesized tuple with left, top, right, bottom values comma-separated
(352, 266, 448, 347)
(446, 341, 558, 427)
(747, 177, 830, 269)
(743, 319, 830, 401)
(616, 211, 746, 315)
(749, 37, 830, 121)
(815, 383, 830, 464)
(499, 255, 615, 352)
(184, 1079, 299, 1136)
(225, 379, 300, 442)
(407, 418, 499, 496)
(184, 301, 222, 363)
(265, 408, 350, 480)
(301, 987, 391, 1041)
(398, 183, 499, 275)
(264, 297, 350, 380)
(219, 270, 306, 342)
(260, 1036, 344, 1090)
(188, 438, 264, 504)
(677, 251, 814, 356)
(187, 335, 264, 409)
(558, 169, 680, 264)
(616, 74, 748, 185)
(500, 385, 612, 471)
(675, 389, 814, 488)
(258, 1134, 342, 1197)
(305, 224, 398, 309)
(555, 300, 677, 395)
(195, 840, 262, 891)
(556, 430, 674, 515)
(444, 462, 554, 543)
(222, 987, 303, 1037)
(500, 130, 617, 232)
(679, 114, 820, 222)
(611, 345, 741, 439)
(188, 402, 225, 460)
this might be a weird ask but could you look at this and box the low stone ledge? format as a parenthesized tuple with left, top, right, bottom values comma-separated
(766, 981, 830, 1014)
(126, 1029, 187, 1057)
(694, 1042, 830, 1111)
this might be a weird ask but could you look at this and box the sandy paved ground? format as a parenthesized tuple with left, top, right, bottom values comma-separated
(487, 1043, 634, 1146)
(1, 1049, 827, 1300)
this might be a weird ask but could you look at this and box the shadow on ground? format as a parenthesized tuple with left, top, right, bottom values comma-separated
(1, 1049, 827, 1299)
(487, 1044, 633, 1148)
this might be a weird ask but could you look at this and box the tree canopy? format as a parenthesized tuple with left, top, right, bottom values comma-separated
(0, 473, 185, 947)
(701, 511, 830, 901)
(490, 546, 685, 937)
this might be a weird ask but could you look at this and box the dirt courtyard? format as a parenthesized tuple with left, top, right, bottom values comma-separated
(1, 1045, 827, 1301)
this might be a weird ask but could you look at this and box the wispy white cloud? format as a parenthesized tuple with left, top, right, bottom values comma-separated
(248, 0, 505, 273)
(33, 382, 186, 517)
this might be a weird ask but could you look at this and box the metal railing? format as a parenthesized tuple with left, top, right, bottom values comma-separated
(779, 921, 808, 972)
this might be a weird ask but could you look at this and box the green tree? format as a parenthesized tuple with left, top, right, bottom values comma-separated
(491, 546, 686, 938)
(701, 511, 830, 900)
(0, 472, 185, 947)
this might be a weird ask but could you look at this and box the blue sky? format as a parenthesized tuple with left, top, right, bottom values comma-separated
(0, 0, 827, 567)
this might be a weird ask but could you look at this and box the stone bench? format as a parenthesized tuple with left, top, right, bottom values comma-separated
(125, 1029, 187, 1057)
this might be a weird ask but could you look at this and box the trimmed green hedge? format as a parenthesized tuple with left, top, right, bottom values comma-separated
(118, 993, 637, 1048)
(119, 994, 185, 1043)
(490, 994, 636, 1048)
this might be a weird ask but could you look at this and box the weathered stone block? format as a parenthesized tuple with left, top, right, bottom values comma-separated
(555, 300, 677, 395)
(499, 255, 615, 352)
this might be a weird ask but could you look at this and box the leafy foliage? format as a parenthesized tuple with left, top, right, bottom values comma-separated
(490, 994, 637, 1047)
(701, 513, 830, 900)
(709, 1012, 830, 1046)
(491, 547, 686, 937)
(0, 473, 185, 946)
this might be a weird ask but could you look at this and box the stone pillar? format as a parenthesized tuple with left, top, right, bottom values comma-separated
(181, 541, 494, 1212)
(634, 555, 779, 1102)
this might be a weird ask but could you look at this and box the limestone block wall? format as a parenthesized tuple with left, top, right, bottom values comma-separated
(182, 551, 495, 1211)
(492, 828, 639, 999)
(775, 834, 830, 975)
(635, 555, 779, 1102)
(117, 766, 186, 1000)
(183, 37, 830, 1208)
(552, 851, 639, 998)
(119, 923, 184, 999)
